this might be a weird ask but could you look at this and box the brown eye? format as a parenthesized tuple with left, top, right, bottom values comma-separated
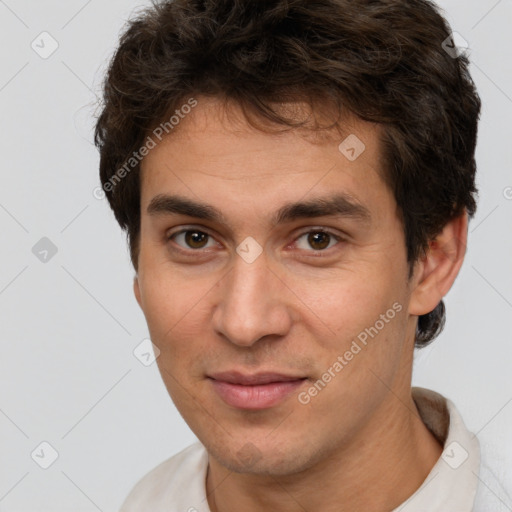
(307, 231, 331, 250)
(169, 230, 215, 250)
(184, 230, 209, 249)
(295, 230, 340, 252)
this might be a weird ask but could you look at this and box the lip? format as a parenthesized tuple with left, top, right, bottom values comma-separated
(209, 371, 306, 385)
(208, 371, 308, 410)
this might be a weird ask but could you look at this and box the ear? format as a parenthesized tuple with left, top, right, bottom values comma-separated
(133, 275, 142, 309)
(409, 210, 468, 316)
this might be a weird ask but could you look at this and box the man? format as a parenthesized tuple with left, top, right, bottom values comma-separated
(94, 0, 506, 510)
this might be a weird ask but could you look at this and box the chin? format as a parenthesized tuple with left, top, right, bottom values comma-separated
(207, 438, 318, 476)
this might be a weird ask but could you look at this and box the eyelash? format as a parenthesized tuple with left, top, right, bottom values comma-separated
(166, 227, 345, 257)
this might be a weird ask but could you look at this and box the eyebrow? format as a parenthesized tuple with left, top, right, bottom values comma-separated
(146, 193, 372, 227)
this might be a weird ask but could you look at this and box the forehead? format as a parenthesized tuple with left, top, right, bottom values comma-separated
(139, 96, 395, 227)
(147, 95, 381, 156)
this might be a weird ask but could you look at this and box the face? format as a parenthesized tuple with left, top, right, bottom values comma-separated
(134, 96, 421, 475)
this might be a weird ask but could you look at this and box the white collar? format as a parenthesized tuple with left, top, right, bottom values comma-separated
(120, 387, 481, 512)
(391, 386, 480, 511)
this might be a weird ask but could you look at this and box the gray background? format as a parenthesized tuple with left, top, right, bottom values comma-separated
(0, 0, 511, 510)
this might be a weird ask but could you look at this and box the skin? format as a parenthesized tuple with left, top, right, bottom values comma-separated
(133, 96, 468, 512)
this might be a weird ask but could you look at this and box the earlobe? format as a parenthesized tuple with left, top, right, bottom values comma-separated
(409, 210, 468, 316)
(133, 275, 142, 309)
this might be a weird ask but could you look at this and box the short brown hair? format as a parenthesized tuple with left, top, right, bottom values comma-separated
(94, 0, 481, 347)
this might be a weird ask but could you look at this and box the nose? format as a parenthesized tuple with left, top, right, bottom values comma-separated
(212, 250, 293, 348)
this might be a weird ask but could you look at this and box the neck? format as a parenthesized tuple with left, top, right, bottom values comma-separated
(206, 387, 442, 512)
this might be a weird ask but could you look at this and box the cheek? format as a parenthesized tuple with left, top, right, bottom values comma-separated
(290, 269, 400, 341)
(300, 300, 408, 430)
(139, 270, 186, 342)
(140, 269, 214, 356)
(293, 269, 408, 394)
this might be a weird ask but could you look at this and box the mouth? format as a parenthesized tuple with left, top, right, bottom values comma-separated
(207, 371, 308, 410)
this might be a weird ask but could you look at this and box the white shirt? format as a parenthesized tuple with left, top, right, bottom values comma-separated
(120, 387, 511, 512)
